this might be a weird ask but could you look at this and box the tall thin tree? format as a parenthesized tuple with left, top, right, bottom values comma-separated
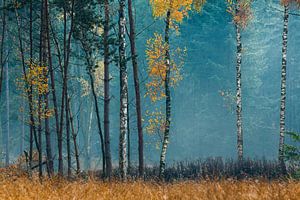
(5, 49, 9, 166)
(127, 0, 144, 177)
(119, 0, 128, 180)
(42, 0, 54, 176)
(147, 0, 206, 179)
(103, 0, 112, 178)
(0, 0, 6, 97)
(279, 0, 289, 171)
(227, 0, 252, 163)
(159, 10, 171, 179)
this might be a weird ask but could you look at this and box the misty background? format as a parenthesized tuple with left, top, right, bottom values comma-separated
(1, 0, 300, 169)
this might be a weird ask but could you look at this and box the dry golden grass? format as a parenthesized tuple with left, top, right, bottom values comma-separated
(0, 168, 299, 200)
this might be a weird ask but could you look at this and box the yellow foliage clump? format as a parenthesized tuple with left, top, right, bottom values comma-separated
(16, 61, 53, 120)
(145, 33, 185, 102)
(26, 63, 49, 95)
(150, 0, 193, 22)
(146, 109, 166, 136)
(150, 0, 206, 22)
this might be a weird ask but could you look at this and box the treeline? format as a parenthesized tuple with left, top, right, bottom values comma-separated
(0, 0, 299, 181)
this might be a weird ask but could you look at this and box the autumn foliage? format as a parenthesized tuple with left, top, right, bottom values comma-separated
(150, 0, 206, 23)
(227, 0, 253, 28)
(145, 33, 185, 102)
(16, 61, 53, 120)
(281, 0, 300, 6)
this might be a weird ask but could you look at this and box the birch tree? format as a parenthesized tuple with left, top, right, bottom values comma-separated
(148, 0, 205, 179)
(278, 0, 300, 171)
(227, 0, 252, 163)
(118, 0, 128, 180)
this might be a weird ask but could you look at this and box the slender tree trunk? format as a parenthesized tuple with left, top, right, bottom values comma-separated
(103, 0, 112, 178)
(86, 102, 93, 169)
(279, 4, 289, 172)
(127, 102, 131, 174)
(119, 0, 128, 180)
(236, 24, 243, 163)
(66, 88, 71, 177)
(0, 0, 6, 96)
(127, 0, 144, 177)
(45, 0, 60, 171)
(88, 69, 106, 175)
(58, 84, 64, 176)
(29, 0, 34, 172)
(68, 98, 80, 174)
(12, 6, 38, 176)
(59, 0, 74, 176)
(45, 98, 54, 176)
(15, 3, 40, 170)
(15, 6, 40, 170)
(5, 52, 9, 166)
(41, 0, 54, 177)
(58, 6, 68, 176)
(38, 97, 42, 177)
(159, 10, 171, 180)
(14, 2, 37, 174)
(0, 109, 2, 163)
(38, 0, 46, 177)
(21, 98, 25, 155)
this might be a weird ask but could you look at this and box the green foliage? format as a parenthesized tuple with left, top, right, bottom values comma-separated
(285, 132, 300, 161)
(285, 131, 300, 178)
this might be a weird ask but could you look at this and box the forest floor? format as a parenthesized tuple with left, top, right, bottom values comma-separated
(0, 169, 299, 200)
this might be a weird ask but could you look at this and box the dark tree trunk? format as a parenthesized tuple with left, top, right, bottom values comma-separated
(66, 90, 71, 177)
(103, 0, 112, 178)
(38, 101, 42, 177)
(68, 98, 80, 174)
(45, 0, 60, 172)
(15, 4, 40, 170)
(58, 0, 75, 176)
(5, 49, 9, 167)
(29, 0, 34, 172)
(1, 0, 9, 167)
(42, 0, 54, 177)
(88, 69, 105, 175)
(279, 4, 289, 173)
(0, 0, 6, 96)
(159, 10, 171, 180)
(127, 0, 144, 177)
(127, 102, 131, 174)
(38, 0, 46, 178)
(58, 6, 68, 176)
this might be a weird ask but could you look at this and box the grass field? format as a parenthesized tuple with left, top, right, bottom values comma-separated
(0, 166, 299, 200)
(0, 176, 299, 199)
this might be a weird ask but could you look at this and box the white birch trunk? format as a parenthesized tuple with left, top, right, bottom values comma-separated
(279, 4, 289, 168)
(159, 10, 171, 179)
(236, 25, 243, 162)
(119, 0, 128, 180)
